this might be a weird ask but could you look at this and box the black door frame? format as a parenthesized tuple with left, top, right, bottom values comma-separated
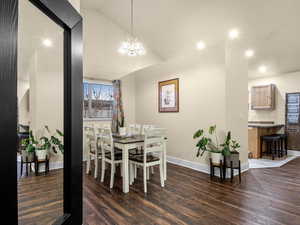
(0, 0, 83, 224)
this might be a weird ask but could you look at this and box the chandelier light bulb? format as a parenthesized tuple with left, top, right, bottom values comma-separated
(118, 39, 146, 56)
(118, 0, 146, 56)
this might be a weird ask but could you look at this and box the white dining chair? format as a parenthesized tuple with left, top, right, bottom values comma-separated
(129, 128, 165, 193)
(100, 127, 123, 189)
(84, 126, 101, 179)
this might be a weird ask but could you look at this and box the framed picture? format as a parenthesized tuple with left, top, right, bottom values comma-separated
(159, 78, 179, 112)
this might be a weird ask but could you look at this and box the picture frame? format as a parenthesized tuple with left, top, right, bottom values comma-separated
(158, 78, 179, 112)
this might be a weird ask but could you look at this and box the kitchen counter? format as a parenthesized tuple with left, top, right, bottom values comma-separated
(248, 124, 285, 128)
(248, 124, 284, 159)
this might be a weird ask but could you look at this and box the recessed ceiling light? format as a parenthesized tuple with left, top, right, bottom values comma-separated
(245, 49, 255, 58)
(196, 41, 206, 50)
(258, 65, 267, 73)
(42, 39, 53, 47)
(228, 28, 239, 40)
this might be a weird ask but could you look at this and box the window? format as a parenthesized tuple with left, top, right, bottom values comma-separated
(83, 82, 113, 120)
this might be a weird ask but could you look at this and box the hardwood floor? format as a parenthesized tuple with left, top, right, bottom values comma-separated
(18, 158, 300, 225)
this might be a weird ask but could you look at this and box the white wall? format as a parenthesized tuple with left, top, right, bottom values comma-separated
(129, 47, 230, 166)
(248, 71, 300, 124)
(122, 44, 249, 169)
(29, 34, 64, 163)
(81, 8, 161, 80)
(18, 80, 30, 125)
(225, 42, 248, 164)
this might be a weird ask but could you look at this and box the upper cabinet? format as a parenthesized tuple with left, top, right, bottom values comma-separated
(251, 84, 276, 110)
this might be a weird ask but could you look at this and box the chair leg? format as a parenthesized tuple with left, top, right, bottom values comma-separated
(146, 167, 150, 180)
(110, 163, 115, 189)
(94, 159, 98, 179)
(143, 166, 147, 193)
(151, 166, 154, 174)
(86, 155, 91, 174)
(159, 163, 165, 187)
(101, 159, 105, 183)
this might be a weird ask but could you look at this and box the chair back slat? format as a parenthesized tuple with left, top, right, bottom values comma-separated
(144, 128, 166, 154)
(84, 126, 97, 154)
(99, 127, 118, 161)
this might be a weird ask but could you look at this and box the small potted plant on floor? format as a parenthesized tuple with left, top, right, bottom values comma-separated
(38, 125, 64, 160)
(222, 132, 240, 167)
(193, 125, 223, 164)
(193, 125, 241, 165)
(20, 132, 36, 162)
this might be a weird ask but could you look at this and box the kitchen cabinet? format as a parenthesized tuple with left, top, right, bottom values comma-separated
(251, 84, 275, 110)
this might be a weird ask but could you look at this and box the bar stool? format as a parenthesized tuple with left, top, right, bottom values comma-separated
(277, 134, 288, 157)
(261, 135, 281, 160)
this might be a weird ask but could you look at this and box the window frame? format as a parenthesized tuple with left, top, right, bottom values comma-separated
(83, 80, 113, 121)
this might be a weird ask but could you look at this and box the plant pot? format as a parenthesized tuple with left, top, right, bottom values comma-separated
(21, 150, 35, 162)
(210, 152, 223, 164)
(225, 151, 239, 167)
(35, 149, 48, 161)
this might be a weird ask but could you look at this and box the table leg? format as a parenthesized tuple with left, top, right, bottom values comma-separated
(122, 146, 129, 193)
(163, 141, 167, 181)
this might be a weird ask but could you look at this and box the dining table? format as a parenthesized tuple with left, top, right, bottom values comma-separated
(98, 134, 167, 193)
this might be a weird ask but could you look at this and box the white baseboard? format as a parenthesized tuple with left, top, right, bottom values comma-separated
(167, 155, 249, 178)
(288, 150, 300, 156)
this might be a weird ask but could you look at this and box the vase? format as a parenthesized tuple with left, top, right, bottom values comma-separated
(35, 149, 48, 161)
(210, 152, 223, 164)
(21, 150, 35, 162)
(225, 151, 239, 167)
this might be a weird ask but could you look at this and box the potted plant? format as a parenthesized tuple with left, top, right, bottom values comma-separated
(20, 132, 36, 162)
(22, 126, 64, 161)
(193, 125, 241, 165)
(222, 132, 241, 167)
(193, 125, 223, 164)
(38, 125, 64, 160)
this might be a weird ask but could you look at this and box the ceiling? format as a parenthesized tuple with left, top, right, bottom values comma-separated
(82, 0, 300, 79)
(18, 0, 300, 81)
(18, 0, 63, 81)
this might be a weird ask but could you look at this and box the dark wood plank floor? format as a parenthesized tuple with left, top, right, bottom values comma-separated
(18, 158, 300, 225)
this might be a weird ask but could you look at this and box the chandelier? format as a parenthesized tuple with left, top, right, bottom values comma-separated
(118, 0, 146, 56)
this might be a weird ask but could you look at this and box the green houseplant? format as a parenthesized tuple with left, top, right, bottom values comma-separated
(193, 125, 240, 164)
(22, 126, 64, 161)
(20, 131, 37, 162)
(37, 125, 64, 160)
(193, 125, 223, 164)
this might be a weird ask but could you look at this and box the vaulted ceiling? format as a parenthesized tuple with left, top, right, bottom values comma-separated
(82, 0, 300, 79)
(18, 0, 300, 80)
